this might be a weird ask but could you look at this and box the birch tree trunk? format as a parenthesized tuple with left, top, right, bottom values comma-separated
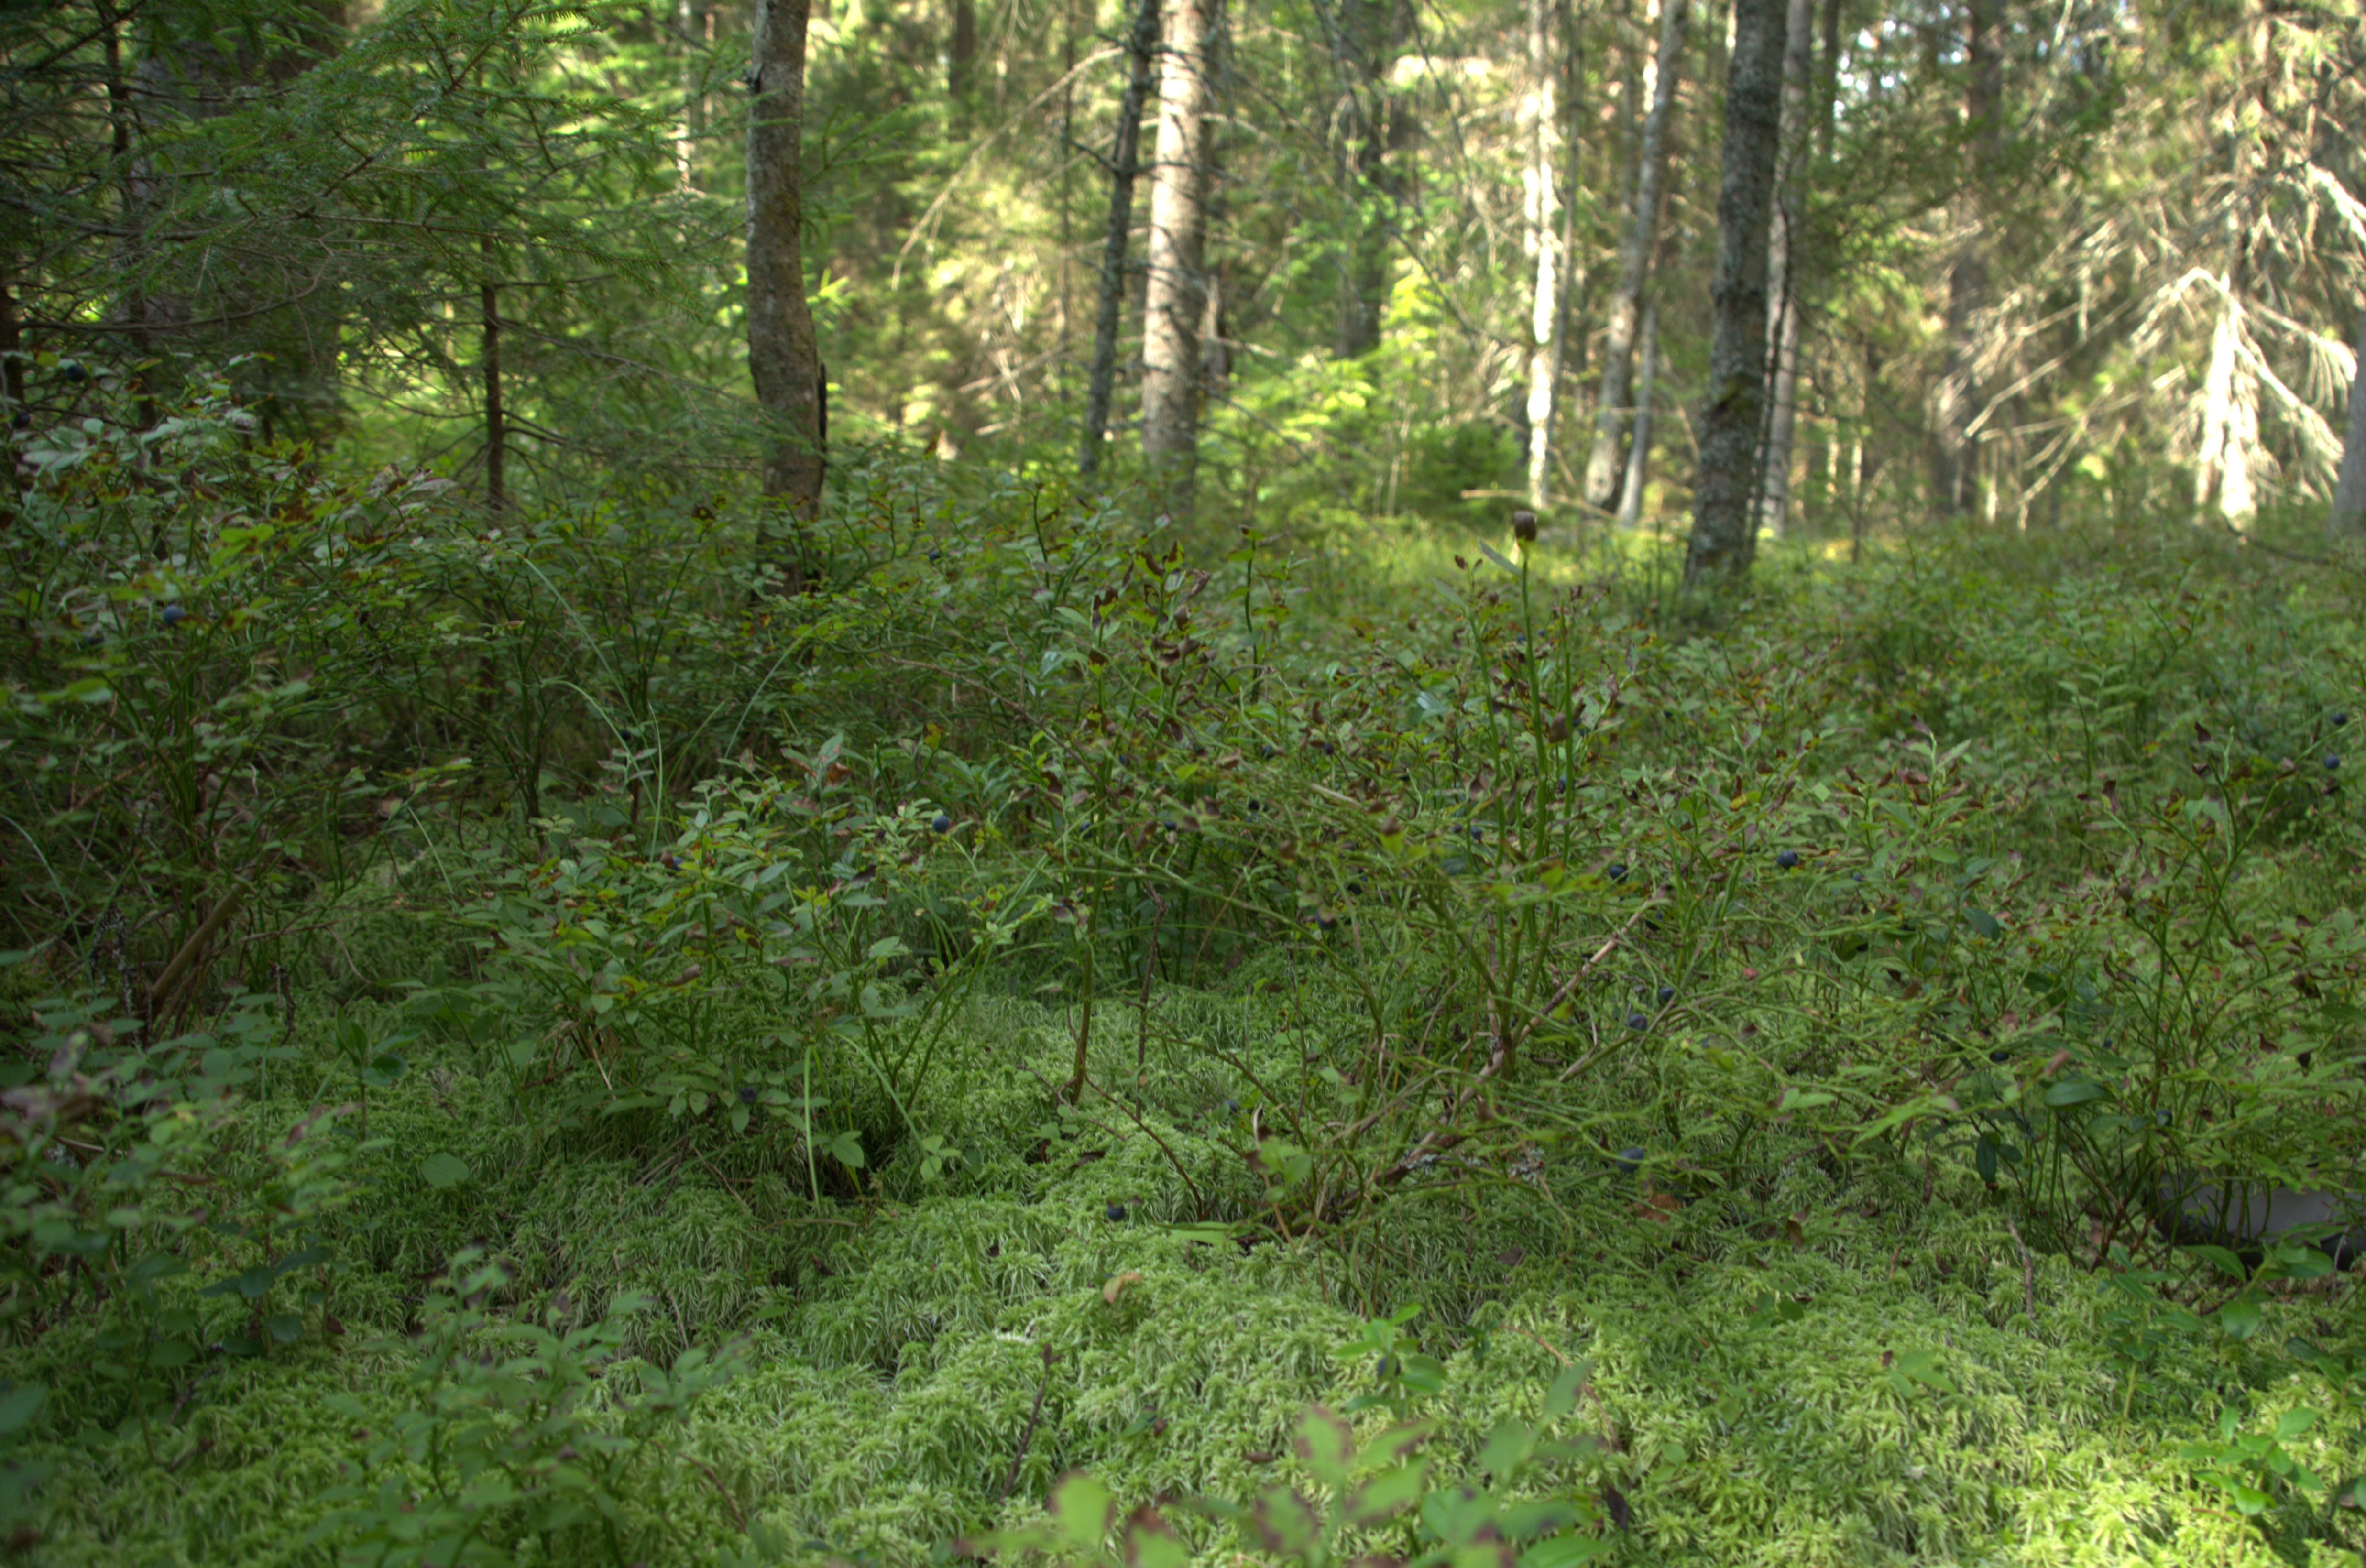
(1754, 0, 1814, 541)
(1928, 0, 2001, 517)
(746, 0, 826, 591)
(1520, 0, 1562, 509)
(1581, 0, 1687, 515)
(2332, 308, 2366, 536)
(1140, 0, 1220, 522)
(1080, 0, 1160, 477)
(1616, 297, 1659, 530)
(1682, 0, 1786, 583)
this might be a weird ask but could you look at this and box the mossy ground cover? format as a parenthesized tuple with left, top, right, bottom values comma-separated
(8, 491, 2366, 1567)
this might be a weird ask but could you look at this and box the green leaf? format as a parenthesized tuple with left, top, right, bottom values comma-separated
(1542, 1362, 1589, 1422)
(2276, 1408, 2319, 1442)
(2216, 1297, 2264, 1342)
(2041, 1078, 2109, 1107)
(419, 1154, 472, 1190)
(1341, 1460, 1428, 1526)
(1520, 1531, 1614, 1568)
(0, 1385, 46, 1439)
(1474, 541, 1518, 574)
(1293, 1404, 1355, 1488)
(1048, 1472, 1117, 1556)
(1495, 1499, 1582, 1542)
(1121, 1504, 1190, 1568)
(1476, 1417, 1534, 1482)
(2184, 1244, 2249, 1281)
(1245, 1484, 1321, 1556)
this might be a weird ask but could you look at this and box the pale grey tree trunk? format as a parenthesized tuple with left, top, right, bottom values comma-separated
(746, 0, 826, 590)
(1928, 0, 2001, 517)
(1682, 0, 1786, 583)
(1755, 0, 1813, 541)
(1080, 0, 1159, 478)
(1141, 0, 1220, 521)
(1520, 0, 1562, 508)
(2332, 309, 2366, 536)
(1581, 0, 1687, 515)
(1616, 297, 1659, 529)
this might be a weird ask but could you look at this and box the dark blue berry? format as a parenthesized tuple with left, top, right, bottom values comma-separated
(1105, 1202, 1127, 1221)
(1375, 1354, 1398, 1379)
(1776, 849, 1800, 870)
(1346, 880, 1365, 896)
(931, 813, 952, 833)
(1223, 1097, 1240, 1115)
(660, 852, 679, 870)
(1988, 1049, 2009, 1064)
(1850, 870, 1865, 882)
(60, 362, 86, 383)
(1613, 1147, 1645, 1176)
(1606, 862, 1628, 882)
(80, 628, 102, 647)
(2335, 713, 2350, 728)
(8, 412, 27, 431)
(1467, 824, 1483, 841)
(1625, 1012, 1648, 1031)
(159, 604, 186, 626)
(2327, 755, 2341, 772)
(926, 549, 941, 562)
(1657, 986, 1675, 1004)
(738, 1085, 758, 1105)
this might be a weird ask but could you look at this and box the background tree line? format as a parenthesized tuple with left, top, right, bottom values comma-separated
(6, 0, 2366, 578)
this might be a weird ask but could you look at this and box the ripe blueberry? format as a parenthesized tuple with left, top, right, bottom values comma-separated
(1625, 1011, 1648, 1031)
(2336, 713, 2351, 728)
(2327, 755, 2342, 772)
(1605, 862, 1628, 882)
(931, 813, 952, 833)
(1613, 1147, 1645, 1176)
(159, 604, 186, 626)
(1105, 1202, 1127, 1221)
(1776, 849, 1800, 869)
(1657, 985, 1675, 1004)
(738, 1085, 758, 1105)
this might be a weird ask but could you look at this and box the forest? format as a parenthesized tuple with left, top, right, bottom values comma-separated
(5, 0, 2366, 1562)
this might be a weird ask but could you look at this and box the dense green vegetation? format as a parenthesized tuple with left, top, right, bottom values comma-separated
(10, 0, 2366, 1562)
(8, 359, 2366, 1565)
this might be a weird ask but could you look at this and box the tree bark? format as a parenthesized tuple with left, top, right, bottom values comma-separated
(949, 0, 978, 98)
(482, 268, 504, 514)
(2332, 309, 2366, 536)
(1682, 0, 1787, 583)
(1140, 0, 1220, 522)
(1928, 0, 2001, 517)
(746, 0, 826, 590)
(1581, 0, 1687, 514)
(1754, 0, 1814, 540)
(1079, 0, 1159, 478)
(1520, 0, 1562, 508)
(1330, 0, 1412, 359)
(1616, 297, 1659, 530)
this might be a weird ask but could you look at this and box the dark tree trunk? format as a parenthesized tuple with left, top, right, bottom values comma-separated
(746, 0, 827, 591)
(1331, 0, 1405, 359)
(1928, 0, 2001, 517)
(1682, 0, 1787, 583)
(1140, 0, 1220, 522)
(481, 270, 504, 514)
(949, 0, 978, 98)
(1615, 297, 1659, 530)
(1581, 0, 1687, 514)
(1080, 0, 1160, 478)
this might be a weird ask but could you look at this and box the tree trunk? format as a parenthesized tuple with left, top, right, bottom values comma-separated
(2332, 309, 2366, 536)
(1520, 0, 1562, 509)
(1681, 0, 1786, 583)
(1928, 0, 2001, 517)
(2194, 279, 2258, 524)
(949, 0, 978, 98)
(1080, 0, 1159, 478)
(1140, 0, 1220, 522)
(1755, 0, 1813, 541)
(1581, 0, 1687, 514)
(482, 264, 504, 515)
(1616, 297, 1659, 530)
(746, 0, 826, 590)
(1330, 0, 1398, 359)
